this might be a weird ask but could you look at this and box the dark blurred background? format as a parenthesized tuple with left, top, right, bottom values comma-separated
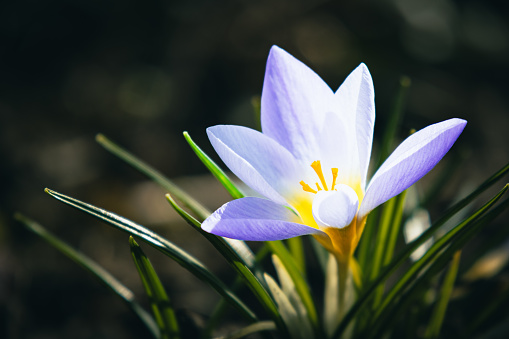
(1, 0, 508, 338)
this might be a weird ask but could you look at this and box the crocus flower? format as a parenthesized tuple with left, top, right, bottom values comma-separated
(202, 46, 466, 267)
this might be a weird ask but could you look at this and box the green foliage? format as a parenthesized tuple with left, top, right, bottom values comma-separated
(43, 188, 258, 323)
(130, 237, 180, 339)
(425, 250, 461, 338)
(164, 194, 287, 335)
(357, 76, 411, 280)
(334, 182, 509, 339)
(14, 213, 159, 338)
(96, 133, 211, 220)
(268, 240, 322, 337)
(183, 131, 244, 200)
(16, 83, 509, 339)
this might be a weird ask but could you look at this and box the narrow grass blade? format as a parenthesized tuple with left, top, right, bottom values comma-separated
(364, 187, 509, 338)
(95, 133, 210, 220)
(375, 185, 508, 320)
(370, 198, 396, 280)
(44, 188, 257, 322)
(364, 73, 411, 282)
(323, 254, 339, 337)
(183, 132, 244, 200)
(365, 158, 509, 286)
(383, 189, 409, 266)
(165, 194, 285, 334)
(460, 220, 509, 277)
(364, 196, 509, 338)
(310, 237, 329, 273)
(216, 321, 276, 339)
(268, 240, 322, 338)
(130, 237, 180, 339)
(376, 75, 411, 167)
(399, 161, 509, 266)
(434, 160, 509, 224)
(203, 245, 272, 339)
(358, 159, 509, 306)
(421, 152, 464, 208)
(202, 277, 244, 339)
(165, 193, 255, 269)
(271, 255, 314, 339)
(287, 237, 306, 275)
(356, 207, 379, 282)
(264, 273, 302, 339)
(333, 184, 508, 339)
(425, 250, 461, 339)
(14, 213, 159, 338)
(372, 190, 409, 308)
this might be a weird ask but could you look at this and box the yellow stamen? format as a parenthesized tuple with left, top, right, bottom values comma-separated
(300, 181, 317, 193)
(311, 160, 328, 191)
(331, 168, 339, 190)
(300, 161, 345, 195)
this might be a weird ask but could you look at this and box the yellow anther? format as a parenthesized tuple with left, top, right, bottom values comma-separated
(331, 168, 339, 190)
(300, 161, 340, 195)
(300, 181, 317, 193)
(311, 160, 328, 191)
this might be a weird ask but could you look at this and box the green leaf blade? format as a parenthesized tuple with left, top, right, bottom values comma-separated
(44, 188, 258, 323)
(425, 250, 461, 339)
(14, 213, 159, 338)
(364, 194, 509, 338)
(183, 131, 244, 200)
(334, 183, 509, 339)
(376, 75, 411, 167)
(165, 193, 256, 269)
(130, 236, 180, 339)
(268, 240, 322, 338)
(95, 133, 211, 220)
(376, 184, 509, 320)
(164, 194, 286, 333)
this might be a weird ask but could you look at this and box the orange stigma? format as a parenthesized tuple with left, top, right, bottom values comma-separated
(300, 160, 339, 194)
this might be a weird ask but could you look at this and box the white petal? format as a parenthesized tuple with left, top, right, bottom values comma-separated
(202, 197, 326, 241)
(359, 118, 467, 219)
(334, 63, 375, 188)
(312, 185, 359, 229)
(261, 46, 335, 164)
(207, 125, 301, 206)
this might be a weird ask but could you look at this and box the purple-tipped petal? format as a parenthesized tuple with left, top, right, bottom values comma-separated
(207, 125, 301, 206)
(359, 118, 467, 219)
(261, 46, 334, 164)
(312, 185, 359, 229)
(202, 197, 326, 241)
(326, 63, 375, 188)
(349, 64, 375, 187)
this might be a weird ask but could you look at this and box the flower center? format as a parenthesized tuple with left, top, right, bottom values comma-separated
(299, 160, 339, 194)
